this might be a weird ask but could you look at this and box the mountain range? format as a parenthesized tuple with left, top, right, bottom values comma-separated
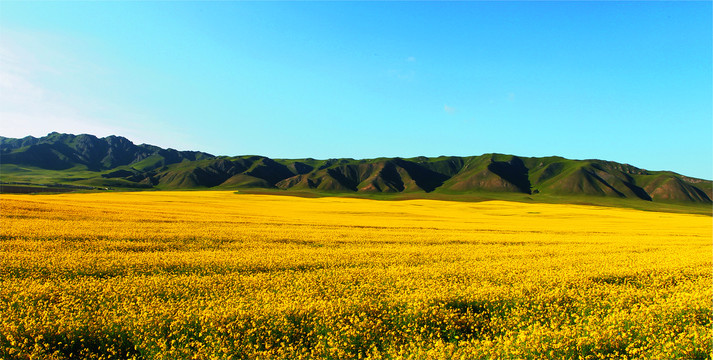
(1, 132, 711, 208)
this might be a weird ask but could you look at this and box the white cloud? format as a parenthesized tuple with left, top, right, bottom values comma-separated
(0, 30, 194, 150)
(386, 69, 415, 81)
(406, 56, 416, 62)
(444, 104, 455, 114)
(0, 38, 132, 138)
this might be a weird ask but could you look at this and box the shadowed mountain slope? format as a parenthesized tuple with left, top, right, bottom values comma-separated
(1, 132, 212, 172)
(1, 133, 710, 205)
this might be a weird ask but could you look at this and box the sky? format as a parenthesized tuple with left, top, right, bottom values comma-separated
(0, 2, 711, 179)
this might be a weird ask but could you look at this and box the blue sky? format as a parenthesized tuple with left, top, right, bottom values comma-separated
(1, 2, 711, 179)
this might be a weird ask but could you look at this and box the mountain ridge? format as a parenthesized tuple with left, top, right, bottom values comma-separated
(1, 132, 711, 206)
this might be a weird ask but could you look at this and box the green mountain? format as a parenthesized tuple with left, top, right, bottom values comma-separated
(1, 133, 711, 208)
(0, 132, 212, 171)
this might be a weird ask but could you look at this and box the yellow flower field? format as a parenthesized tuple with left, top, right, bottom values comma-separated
(0, 191, 710, 359)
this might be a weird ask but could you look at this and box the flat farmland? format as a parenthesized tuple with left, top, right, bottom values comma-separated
(0, 191, 710, 359)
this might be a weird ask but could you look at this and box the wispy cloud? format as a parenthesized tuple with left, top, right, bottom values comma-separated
(386, 69, 415, 81)
(444, 104, 455, 114)
(0, 37, 126, 138)
(406, 56, 416, 62)
(0, 29, 191, 150)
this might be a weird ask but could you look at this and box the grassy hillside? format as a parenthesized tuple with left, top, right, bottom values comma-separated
(1, 133, 711, 212)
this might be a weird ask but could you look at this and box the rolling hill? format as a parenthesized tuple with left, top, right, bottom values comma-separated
(1, 133, 711, 208)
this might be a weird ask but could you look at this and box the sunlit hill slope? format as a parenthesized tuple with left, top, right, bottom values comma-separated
(1, 132, 710, 206)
